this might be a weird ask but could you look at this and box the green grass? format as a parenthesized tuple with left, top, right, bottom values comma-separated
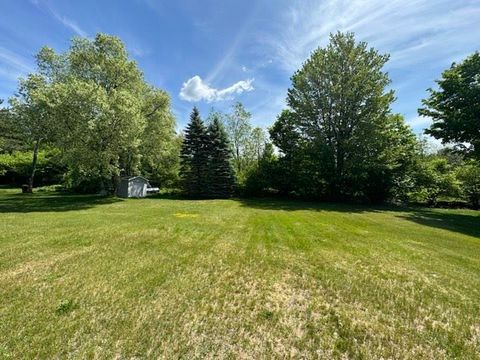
(0, 188, 479, 359)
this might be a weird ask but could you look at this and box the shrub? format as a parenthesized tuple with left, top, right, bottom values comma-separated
(0, 148, 64, 186)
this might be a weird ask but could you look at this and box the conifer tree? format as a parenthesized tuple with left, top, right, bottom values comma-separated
(180, 107, 209, 197)
(207, 116, 235, 198)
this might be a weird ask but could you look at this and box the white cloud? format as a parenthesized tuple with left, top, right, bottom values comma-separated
(407, 115, 432, 130)
(179, 75, 254, 102)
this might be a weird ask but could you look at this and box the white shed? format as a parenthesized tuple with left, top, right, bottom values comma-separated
(117, 176, 157, 198)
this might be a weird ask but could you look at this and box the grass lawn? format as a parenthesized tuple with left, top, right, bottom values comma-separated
(0, 188, 479, 359)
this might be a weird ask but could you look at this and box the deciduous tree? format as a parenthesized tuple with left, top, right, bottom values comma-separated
(272, 32, 417, 202)
(419, 52, 480, 158)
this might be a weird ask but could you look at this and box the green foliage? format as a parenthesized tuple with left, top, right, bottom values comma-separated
(180, 107, 209, 197)
(221, 103, 267, 185)
(43, 35, 147, 191)
(0, 148, 63, 186)
(8, 34, 179, 192)
(408, 156, 460, 206)
(206, 117, 235, 198)
(8, 75, 54, 146)
(420, 52, 480, 158)
(7, 74, 58, 190)
(271, 32, 417, 202)
(0, 102, 25, 153)
(224, 102, 252, 178)
(138, 87, 181, 188)
(244, 143, 279, 196)
(180, 108, 235, 198)
(456, 160, 480, 209)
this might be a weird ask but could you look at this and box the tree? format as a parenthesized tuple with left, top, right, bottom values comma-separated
(244, 142, 278, 196)
(419, 52, 480, 159)
(206, 116, 235, 198)
(9, 75, 54, 192)
(139, 87, 181, 188)
(223, 102, 253, 180)
(27, 34, 178, 193)
(269, 109, 309, 195)
(220, 103, 269, 185)
(48, 35, 146, 192)
(247, 127, 267, 162)
(272, 32, 416, 201)
(180, 107, 209, 197)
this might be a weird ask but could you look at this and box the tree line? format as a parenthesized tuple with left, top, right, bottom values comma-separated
(0, 32, 479, 208)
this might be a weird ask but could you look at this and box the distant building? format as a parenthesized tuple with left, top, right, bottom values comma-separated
(116, 176, 158, 198)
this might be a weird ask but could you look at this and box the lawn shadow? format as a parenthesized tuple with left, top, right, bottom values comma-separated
(398, 210, 480, 239)
(236, 197, 403, 214)
(0, 191, 122, 213)
(237, 197, 480, 238)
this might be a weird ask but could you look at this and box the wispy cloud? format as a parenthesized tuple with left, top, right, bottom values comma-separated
(179, 75, 254, 102)
(205, 3, 261, 83)
(0, 47, 34, 74)
(264, 0, 480, 73)
(52, 14, 87, 37)
(0, 47, 34, 82)
(32, 0, 87, 37)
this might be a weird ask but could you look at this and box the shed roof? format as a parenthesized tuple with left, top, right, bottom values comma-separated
(121, 176, 149, 182)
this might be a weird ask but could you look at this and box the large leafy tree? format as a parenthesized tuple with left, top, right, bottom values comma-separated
(419, 52, 480, 158)
(206, 116, 235, 198)
(180, 107, 209, 197)
(45, 35, 146, 191)
(272, 32, 417, 201)
(24, 34, 178, 192)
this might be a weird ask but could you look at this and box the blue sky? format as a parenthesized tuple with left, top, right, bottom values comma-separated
(1, 0, 479, 135)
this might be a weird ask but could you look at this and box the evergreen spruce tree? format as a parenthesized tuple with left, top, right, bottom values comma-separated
(207, 116, 235, 198)
(180, 107, 209, 197)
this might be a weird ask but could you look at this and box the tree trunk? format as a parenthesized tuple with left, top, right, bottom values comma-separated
(28, 138, 41, 193)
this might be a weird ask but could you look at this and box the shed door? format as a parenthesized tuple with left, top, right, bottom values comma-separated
(129, 179, 146, 197)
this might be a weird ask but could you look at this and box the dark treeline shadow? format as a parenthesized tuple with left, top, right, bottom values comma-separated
(0, 191, 121, 213)
(236, 197, 404, 214)
(236, 197, 480, 238)
(398, 210, 480, 239)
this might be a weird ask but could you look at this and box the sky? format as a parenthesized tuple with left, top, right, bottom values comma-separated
(0, 0, 479, 135)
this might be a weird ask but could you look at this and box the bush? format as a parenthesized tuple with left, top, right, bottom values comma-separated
(456, 161, 480, 209)
(407, 156, 460, 206)
(0, 148, 64, 186)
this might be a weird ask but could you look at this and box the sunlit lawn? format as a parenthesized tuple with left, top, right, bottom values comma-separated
(0, 188, 479, 359)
